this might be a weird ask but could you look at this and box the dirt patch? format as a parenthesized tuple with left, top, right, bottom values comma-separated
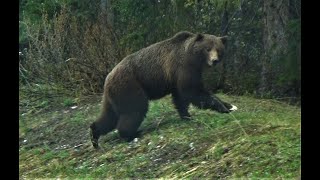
(19, 106, 95, 151)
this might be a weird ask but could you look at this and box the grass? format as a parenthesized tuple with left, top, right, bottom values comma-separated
(19, 94, 301, 179)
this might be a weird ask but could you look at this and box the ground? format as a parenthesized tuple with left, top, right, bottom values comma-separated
(19, 94, 301, 179)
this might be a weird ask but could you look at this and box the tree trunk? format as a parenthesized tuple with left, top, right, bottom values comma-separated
(101, 0, 114, 27)
(259, 0, 289, 96)
(217, 1, 229, 91)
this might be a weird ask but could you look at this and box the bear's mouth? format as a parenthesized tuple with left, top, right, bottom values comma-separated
(207, 59, 220, 66)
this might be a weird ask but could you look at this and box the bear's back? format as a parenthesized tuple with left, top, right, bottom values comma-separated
(105, 31, 196, 100)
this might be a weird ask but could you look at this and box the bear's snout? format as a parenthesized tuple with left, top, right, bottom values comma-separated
(207, 49, 220, 66)
(208, 58, 220, 66)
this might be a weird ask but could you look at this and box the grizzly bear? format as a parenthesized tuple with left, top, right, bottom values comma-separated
(90, 31, 237, 148)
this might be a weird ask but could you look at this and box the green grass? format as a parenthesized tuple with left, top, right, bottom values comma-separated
(19, 94, 301, 179)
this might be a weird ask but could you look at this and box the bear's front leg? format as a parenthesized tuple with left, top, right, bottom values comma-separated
(189, 90, 235, 113)
(210, 98, 232, 113)
(176, 71, 236, 114)
(210, 95, 238, 113)
(172, 91, 191, 120)
(222, 101, 237, 111)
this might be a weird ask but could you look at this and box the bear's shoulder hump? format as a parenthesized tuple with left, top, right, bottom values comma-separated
(170, 31, 194, 43)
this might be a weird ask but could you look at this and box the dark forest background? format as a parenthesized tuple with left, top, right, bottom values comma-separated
(19, 0, 301, 104)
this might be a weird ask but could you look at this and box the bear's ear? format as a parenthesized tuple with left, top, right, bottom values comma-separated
(195, 34, 204, 41)
(220, 36, 228, 45)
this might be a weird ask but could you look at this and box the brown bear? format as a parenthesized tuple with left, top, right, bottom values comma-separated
(90, 31, 237, 148)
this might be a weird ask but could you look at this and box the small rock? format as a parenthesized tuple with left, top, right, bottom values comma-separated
(153, 158, 162, 162)
(189, 142, 194, 149)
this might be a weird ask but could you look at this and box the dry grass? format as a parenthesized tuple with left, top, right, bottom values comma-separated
(20, 7, 121, 96)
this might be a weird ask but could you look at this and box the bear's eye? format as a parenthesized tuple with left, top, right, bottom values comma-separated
(206, 48, 211, 51)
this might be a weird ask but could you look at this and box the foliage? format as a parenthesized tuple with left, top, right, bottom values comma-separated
(268, 18, 301, 97)
(20, 6, 120, 97)
(19, 0, 301, 102)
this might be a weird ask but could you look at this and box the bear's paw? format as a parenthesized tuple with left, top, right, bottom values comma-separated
(230, 104, 238, 111)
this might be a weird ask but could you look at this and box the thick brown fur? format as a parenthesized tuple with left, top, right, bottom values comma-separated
(90, 31, 233, 148)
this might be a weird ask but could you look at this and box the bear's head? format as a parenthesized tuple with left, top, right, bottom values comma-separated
(191, 33, 227, 67)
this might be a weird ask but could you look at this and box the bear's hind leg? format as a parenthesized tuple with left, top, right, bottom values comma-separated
(117, 112, 146, 142)
(90, 102, 118, 149)
(111, 78, 148, 142)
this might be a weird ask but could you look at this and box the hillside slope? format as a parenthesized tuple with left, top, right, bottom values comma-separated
(19, 94, 301, 179)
